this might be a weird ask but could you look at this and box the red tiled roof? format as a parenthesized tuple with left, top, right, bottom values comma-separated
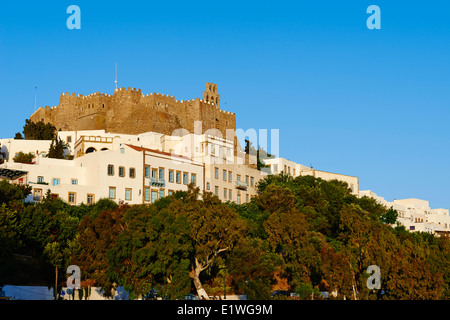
(125, 144, 191, 160)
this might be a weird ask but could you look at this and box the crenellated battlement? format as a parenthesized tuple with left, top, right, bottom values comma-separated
(30, 82, 236, 136)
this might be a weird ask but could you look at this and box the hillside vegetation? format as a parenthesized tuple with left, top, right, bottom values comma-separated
(0, 175, 449, 300)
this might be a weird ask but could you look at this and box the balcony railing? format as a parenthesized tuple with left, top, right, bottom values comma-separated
(150, 177, 165, 188)
(235, 180, 248, 190)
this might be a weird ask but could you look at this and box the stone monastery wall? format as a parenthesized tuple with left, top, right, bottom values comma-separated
(30, 83, 236, 137)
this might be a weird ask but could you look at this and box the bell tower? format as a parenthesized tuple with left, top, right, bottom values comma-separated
(203, 82, 220, 108)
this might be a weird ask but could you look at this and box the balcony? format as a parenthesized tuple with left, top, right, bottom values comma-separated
(150, 177, 165, 188)
(235, 180, 248, 191)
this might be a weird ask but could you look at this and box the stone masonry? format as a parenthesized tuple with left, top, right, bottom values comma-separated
(30, 82, 236, 138)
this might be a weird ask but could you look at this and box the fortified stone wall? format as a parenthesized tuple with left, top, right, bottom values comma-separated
(30, 83, 236, 138)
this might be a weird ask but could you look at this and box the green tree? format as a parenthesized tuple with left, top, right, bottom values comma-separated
(0, 204, 23, 285)
(380, 207, 398, 225)
(108, 201, 193, 299)
(47, 137, 68, 159)
(227, 237, 281, 299)
(43, 242, 64, 299)
(182, 188, 246, 299)
(74, 204, 127, 297)
(248, 174, 449, 300)
(12, 151, 35, 164)
(260, 184, 321, 290)
(0, 179, 32, 210)
(23, 119, 57, 140)
(318, 242, 354, 299)
(107, 185, 247, 300)
(16, 198, 79, 292)
(294, 282, 320, 300)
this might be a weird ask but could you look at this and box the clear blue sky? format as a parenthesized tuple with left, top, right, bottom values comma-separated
(1, 1, 449, 209)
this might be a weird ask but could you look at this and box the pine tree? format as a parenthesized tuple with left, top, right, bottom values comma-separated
(47, 138, 67, 159)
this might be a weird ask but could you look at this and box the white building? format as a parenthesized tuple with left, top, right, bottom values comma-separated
(0, 138, 53, 162)
(2, 142, 204, 206)
(0, 129, 265, 205)
(176, 133, 267, 203)
(359, 190, 450, 236)
(263, 157, 360, 195)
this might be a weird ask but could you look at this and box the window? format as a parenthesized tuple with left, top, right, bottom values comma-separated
(206, 182, 210, 190)
(273, 164, 278, 173)
(120, 148, 125, 154)
(125, 188, 132, 201)
(87, 194, 95, 205)
(183, 172, 188, 185)
(237, 174, 241, 182)
(215, 167, 219, 179)
(214, 186, 219, 196)
(145, 166, 150, 178)
(159, 168, 164, 180)
(168, 190, 174, 196)
(250, 177, 254, 187)
(151, 190, 158, 203)
(33, 188, 42, 202)
(52, 178, 60, 186)
(237, 193, 241, 204)
(152, 169, 158, 179)
(107, 165, 114, 176)
(144, 187, 150, 202)
(228, 171, 232, 182)
(109, 187, 116, 199)
(71, 179, 78, 185)
(68, 192, 76, 204)
(129, 168, 136, 178)
(119, 166, 125, 177)
(169, 170, 174, 183)
(229, 189, 232, 200)
(37, 176, 44, 183)
(176, 171, 181, 184)
(191, 173, 196, 185)
(67, 136, 72, 143)
(224, 188, 227, 199)
(159, 189, 164, 199)
(245, 175, 249, 185)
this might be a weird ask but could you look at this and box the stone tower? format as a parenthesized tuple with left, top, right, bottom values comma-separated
(202, 82, 220, 108)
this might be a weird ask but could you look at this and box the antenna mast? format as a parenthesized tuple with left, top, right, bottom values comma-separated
(115, 62, 118, 90)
